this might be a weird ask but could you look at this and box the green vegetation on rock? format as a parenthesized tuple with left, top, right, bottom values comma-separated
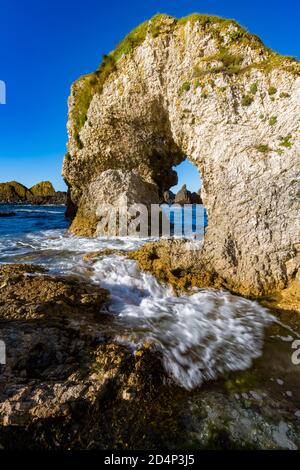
(268, 86, 277, 96)
(280, 91, 290, 98)
(255, 144, 272, 153)
(250, 83, 258, 94)
(242, 95, 253, 106)
(204, 47, 243, 75)
(269, 116, 277, 126)
(70, 13, 300, 148)
(180, 81, 191, 94)
(279, 134, 293, 148)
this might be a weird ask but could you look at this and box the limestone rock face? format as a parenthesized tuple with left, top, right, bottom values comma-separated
(71, 169, 160, 235)
(63, 14, 300, 295)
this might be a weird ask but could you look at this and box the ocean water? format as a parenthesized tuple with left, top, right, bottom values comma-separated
(0, 204, 275, 390)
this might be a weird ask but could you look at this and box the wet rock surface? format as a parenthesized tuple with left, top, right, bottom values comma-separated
(128, 239, 232, 293)
(0, 263, 299, 449)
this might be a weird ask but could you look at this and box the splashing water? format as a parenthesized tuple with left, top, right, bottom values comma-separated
(0, 204, 274, 390)
(91, 256, 274, 390)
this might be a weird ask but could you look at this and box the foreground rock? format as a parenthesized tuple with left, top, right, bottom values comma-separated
(0, 264, 162, 448)
(63, 13, 300, 297)
(128, 239, 233, 292)
(0, 180, 67, 205)
(0, 263, 299, 449)
(71, 169, 159, 236)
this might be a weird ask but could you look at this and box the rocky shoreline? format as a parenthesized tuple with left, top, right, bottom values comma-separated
(0, 257, 300, 449)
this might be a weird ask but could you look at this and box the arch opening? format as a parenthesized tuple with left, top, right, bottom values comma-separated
(161, 158, 208, 240)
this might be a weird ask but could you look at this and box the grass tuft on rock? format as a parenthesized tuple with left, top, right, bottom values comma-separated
(255, 144, 272, 153)
(268, 86, 277, 96)
(279, 134, 293, 148)
(269, 116, 277, 126)
(180, 81, 191, 94)
(242, 95, 253, 106)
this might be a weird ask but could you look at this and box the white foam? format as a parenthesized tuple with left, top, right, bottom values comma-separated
(92, 255, 274, 390)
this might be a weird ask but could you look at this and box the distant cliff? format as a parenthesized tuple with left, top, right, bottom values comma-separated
(0, 180, 67, 205)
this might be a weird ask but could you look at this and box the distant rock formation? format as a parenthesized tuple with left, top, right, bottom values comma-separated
(0, 181, 66, 205)
(29, 181, 56, 197)
(174, 185, 202, 205)
(162, 190, 175, 205)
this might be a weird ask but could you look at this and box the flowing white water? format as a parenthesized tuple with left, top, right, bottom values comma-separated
(91, 255, 274, 390)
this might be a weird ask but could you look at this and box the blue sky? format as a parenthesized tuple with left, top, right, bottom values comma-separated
(0, 0, 299, 191)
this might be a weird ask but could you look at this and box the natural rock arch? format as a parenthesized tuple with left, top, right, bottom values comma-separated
(63, 14, 300, 296)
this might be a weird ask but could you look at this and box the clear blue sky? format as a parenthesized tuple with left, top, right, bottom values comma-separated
(0, 0, 299, 191)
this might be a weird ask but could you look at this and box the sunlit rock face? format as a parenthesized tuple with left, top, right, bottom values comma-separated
(63, 14, 300, 295)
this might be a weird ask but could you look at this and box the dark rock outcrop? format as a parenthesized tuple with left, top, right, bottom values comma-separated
(0, 181, 31, 202)
(29, 181, 56, 197)
(162, 190, 175, 205)
(0, 212, 16, 217)
(174, 185, 202, 205)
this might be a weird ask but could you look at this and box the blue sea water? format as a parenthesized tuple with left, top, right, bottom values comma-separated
(0, 204, 68, 237)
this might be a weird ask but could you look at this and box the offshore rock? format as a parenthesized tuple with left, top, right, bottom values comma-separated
(174, 184, 202, 205)
(0, 180, 67, 205)
(29, 181, 56, 197)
